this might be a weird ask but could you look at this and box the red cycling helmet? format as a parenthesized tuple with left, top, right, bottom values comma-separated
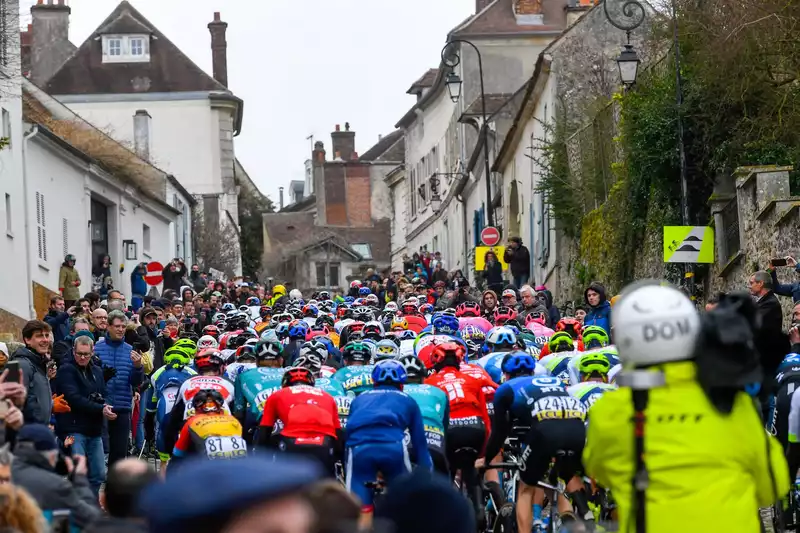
(202, 325, 220, 341)
(456, 301, 481, 318)
(493, 306, 518, 325)
(556, 317, 583, 340)
(525, 311, 547, 326)
(195, 349, 224, 372)
(281, 367, 315, 388)
(431, 342, 466, 366)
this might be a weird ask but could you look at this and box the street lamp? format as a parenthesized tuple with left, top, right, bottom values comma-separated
(441, 39, 495, 227)
(445, 71, 462, 103)
(616, 43, 640, 87)
(430, 174, 443, 213)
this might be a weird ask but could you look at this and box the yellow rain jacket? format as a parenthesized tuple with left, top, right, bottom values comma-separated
(585, 361, 789, 533)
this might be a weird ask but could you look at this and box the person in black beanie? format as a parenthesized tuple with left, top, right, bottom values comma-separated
(376, 469, 475, 533)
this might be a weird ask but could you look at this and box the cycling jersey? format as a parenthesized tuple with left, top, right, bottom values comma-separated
(233, 367, 284, 424)
(176, 375, 235, 419)
(459, 362, 499, 416)
(585, 361, 789, 533)
(173, 413, 246, 460)
(525, 322, 555, 341)
(332, 365, 375, 396)
(567, 381, 617, 410)
(426, 367, 495, 436)
(539, 353, 577, 385)
(458, 316, 493, 333)
(260, 384, 340, 439)
(404, 384, 450, 454)
(224, 362, 256, 383)
(315, 377, 351, 427)
(144, 365, 197, 455)
(475, 353, 507, 384)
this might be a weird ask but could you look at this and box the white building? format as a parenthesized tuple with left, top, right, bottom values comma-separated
(390, 0, 581, 280)
(23, 1, 245, 274)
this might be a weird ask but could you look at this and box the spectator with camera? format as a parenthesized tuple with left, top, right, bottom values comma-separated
(44, 295, 74, 343)
(11, 423, 101, 528)
(769, 256, 800, 304)
(162, 259, 187, 294)
(55, 336, 117, 495)
(94, 311, 144, 466)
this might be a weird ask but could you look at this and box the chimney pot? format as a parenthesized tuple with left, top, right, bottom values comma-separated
(36, 0, 43, 4)
(27, 24, 32, 32)
(345, 122, 350, 132)
(58, 0, 65, 5)
(213, 11, 221, 22)
(334, 151, 342, 160)
(335, 124, 340, 132)
(208, 12, 229, 87)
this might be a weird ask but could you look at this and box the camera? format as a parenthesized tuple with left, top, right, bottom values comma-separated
(88, 392, 105, 404)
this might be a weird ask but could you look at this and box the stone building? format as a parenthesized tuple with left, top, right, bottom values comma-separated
(262, 125, 403, 293)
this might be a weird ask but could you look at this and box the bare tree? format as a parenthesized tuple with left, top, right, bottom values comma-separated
(192, 215, 240, 278)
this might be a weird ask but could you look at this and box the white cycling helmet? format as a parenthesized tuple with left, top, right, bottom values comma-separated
(384, 302, 399, 313)
(612, 281, 700, 367)
(289, 289, 303, 300)
(197, 335, 219, 350)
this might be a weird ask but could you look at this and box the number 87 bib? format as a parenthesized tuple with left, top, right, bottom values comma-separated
(205, 436, 248, 459)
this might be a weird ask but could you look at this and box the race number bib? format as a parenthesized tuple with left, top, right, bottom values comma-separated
(204, 436, 248, 459)
(531, 396, 585, 422)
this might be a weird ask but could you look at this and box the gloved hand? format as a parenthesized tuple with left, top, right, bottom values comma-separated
(52, 394, 71, 413)
(102, 365, 118, 383)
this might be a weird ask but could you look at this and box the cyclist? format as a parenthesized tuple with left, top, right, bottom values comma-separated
(171, 389, 246, 466)
(345, 359, 432, 529)
(373, 339, 399, 362)
(332, 341, 375, 396)
(224, 342, 258, 383)
(295, 355, 352, 428)
(258, 367, 342, 476)
(477, 326, 518, 383)
(163, 349, 235, 453)
(539, 332, 578, 384)
(580, 325, 610, 350)
(567, 350, 618, 410)
(482, 352, 589, 532)
(426, 342, 496, 523)
(144, 344, 198, 465)
(399, 354, 450, 474)
(233, 339, 285, 441)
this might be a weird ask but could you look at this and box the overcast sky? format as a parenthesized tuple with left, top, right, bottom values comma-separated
(20, 0, 476, 205)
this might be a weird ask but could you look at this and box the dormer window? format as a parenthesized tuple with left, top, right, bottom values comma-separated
(102, 34, 150, 63)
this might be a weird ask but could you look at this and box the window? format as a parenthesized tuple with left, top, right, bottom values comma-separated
(108, 38, 122, 56)
(130, 37, 145, 56)
(143, 224, 151, 254)
(102, 35, 150, 63)
(2, 108, 10, 145)
(316, 262, 341, 287)
(62, 218, 68, 258)
(36, 192, 46, 261)
(329, 264, 340, 288)
(316, 263, 326, 287)
(410, 167, 418, 216)
(4, 193, 11, 236)
(350, 243, 372, 260)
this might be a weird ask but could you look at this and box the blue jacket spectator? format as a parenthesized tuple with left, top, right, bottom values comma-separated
(583, 282, 611, 335)
(44, 297, 70, 343)
(55, 350, 107, 438)
(771, 263, 800, 303)
(94, 335, 144, 413)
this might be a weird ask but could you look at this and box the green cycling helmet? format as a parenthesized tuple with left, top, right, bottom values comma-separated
(173, 338, 198, 357)
(342, 341, 373, 363)
(548, 331, 574, 353)
(581, 326, 609, 349)
(576, 351, 611, 377)
(164, 345, 192, 367)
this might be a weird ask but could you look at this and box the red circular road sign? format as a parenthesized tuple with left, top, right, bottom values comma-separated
(145, 261, 164, 286)
(480, 226, 501, 247)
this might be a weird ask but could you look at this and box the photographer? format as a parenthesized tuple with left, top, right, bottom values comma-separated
(161, 258, 187, 294)
(12, 424, 101, 528)
(770, 256, 800, 304)
(55, 336, 116, 495)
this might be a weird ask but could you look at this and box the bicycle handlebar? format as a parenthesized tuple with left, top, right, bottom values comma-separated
(480, 462, 520, 471)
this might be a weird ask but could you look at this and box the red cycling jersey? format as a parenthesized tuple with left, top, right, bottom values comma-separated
(459, 362, 498, 403)
(425, 367, 495, 433)
(260, 385, 341, 439)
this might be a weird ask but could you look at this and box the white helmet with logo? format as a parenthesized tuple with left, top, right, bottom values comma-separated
(612, 281, 700, 367)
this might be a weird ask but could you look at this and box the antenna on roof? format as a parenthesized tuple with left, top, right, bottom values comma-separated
(306, 134, 314, 153)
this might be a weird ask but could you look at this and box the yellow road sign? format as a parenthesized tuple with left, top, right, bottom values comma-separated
(663, 226, 714, 264)
(475, 246, 509, 271)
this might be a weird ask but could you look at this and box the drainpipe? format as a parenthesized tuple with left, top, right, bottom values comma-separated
(458, 193, 469, 283)
(22, 125, 40, 319)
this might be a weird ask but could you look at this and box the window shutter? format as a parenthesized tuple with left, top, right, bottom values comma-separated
(62, 218, 68, 257)
(41, 193, 47, 261)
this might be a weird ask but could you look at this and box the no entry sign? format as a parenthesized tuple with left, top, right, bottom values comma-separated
(145, 261, 164, 286)
(480, 226, 501, 247)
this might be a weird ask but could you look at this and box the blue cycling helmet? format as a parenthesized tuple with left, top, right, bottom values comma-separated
(372, 359, 408, 386)
(359, 287, 371, 296)
(221, 303, 236, 312)
(288, 322, 309, 340)
(344, 296, 355, 304)
(501, 351, 537, 375)
(433, 315, 460, 336)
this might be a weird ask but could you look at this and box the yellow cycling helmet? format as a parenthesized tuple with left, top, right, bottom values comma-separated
(390, 317, 409, 331)
(273, 285, 286, 297)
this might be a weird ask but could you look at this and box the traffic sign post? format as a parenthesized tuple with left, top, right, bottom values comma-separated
(480, 226, 501, 247)
(145, 261, 164, 286)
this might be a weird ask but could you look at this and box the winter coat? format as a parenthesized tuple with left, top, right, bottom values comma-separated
(189, 271, 207, 293)
(483, 260, 504, 287)
(12, 446, 101, 528)
(130, 268, 147, 297)
(93, 336, 144, 412)
(537, 289, 560, 328)
(44, 309, 70, 342)
(162, 263, 187, 293)
(518, 301, 549, 325)
(771, 266, 800, 303)
(14, 347, 53, 424)
(58, 264, 81, 301)
(584, 282, 611, 335)
(55, 358, 107, 437)
(52, 338, 73, 367)
(503, 244, 531, 278)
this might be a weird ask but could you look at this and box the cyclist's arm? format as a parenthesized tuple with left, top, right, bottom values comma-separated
(163, 398, 186, 454)
(484, 386, 513, 461)
(171, 420, 193, 459)
(408, 399, 433, 471)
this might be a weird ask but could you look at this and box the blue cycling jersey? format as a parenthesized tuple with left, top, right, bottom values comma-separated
(404, 384, 450, 452)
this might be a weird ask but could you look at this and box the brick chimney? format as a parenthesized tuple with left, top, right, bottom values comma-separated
(133, 110, 151, 161)
(30, 0, 72, 86)
(331, 123, 356, 161)
(21, 24, 33, 77)
(476, 0, 492, 12)
(208, 12, 228, 87)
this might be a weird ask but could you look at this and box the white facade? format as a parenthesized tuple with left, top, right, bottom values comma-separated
(55, 95, 221, 194)
(23, 128, 179, 300)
